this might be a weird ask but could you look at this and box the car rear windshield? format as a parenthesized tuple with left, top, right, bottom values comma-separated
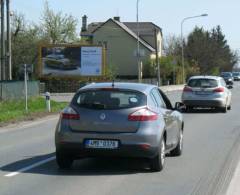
(221, 72, 232, 77)
(188, 79, 218, 88)
(73, 89, 147, 110)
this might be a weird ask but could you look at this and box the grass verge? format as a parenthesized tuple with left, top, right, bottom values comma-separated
(0, 97, 68, 125)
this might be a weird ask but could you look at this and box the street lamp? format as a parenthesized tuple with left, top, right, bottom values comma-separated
(181, 14, 208, 83)
(136, 0, 141, 82)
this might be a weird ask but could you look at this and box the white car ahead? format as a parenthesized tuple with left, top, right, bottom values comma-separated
(182, 76, 232, 113)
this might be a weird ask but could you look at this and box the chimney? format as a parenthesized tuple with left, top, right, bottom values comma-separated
(113, 16, 120, 22)
(81, 15, 87, 32)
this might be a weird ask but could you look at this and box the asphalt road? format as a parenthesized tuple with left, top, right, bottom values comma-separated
(1, 83, 240, 195)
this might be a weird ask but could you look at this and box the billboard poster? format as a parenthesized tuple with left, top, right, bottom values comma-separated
(40, 45, 103, 77)
(81, 47, 102, 76)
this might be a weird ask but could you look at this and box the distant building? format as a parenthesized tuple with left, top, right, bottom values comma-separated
(80, 16, 163, 77)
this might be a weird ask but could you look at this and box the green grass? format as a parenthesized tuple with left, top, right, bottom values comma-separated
(0, 97, 68, 124)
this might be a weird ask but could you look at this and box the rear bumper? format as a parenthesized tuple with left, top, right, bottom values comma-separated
(225, 80, 233, 85)
(56, 142, 158, 159)
(183, 100, 225, 107)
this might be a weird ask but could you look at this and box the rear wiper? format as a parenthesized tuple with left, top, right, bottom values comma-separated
(92, 103, 106, 109)
(201, 86, 211, 88)
(79, 103, 106, 109)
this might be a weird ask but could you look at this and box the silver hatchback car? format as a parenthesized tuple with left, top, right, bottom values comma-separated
(55, 82, 184, 172)
(182, 76, 232, 112)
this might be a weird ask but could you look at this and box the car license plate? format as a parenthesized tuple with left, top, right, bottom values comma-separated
(85, 139, 119, 149)
(195, 91, 210, 95)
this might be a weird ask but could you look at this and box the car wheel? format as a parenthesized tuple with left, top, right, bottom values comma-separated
(56, 150, 73, 169)
(170, 130, 183, 156)
(227, 105, 231, 110)
(219, 105, 227, 113)
(184, 106, 193, 113)
(150, 138, 165, 172)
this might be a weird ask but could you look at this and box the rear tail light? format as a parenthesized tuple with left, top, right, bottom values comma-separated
(183, 86, 193, 92)
(61, 107, 80, 120)
(128, 108, 158, 121)
(214, 87, 224, 93)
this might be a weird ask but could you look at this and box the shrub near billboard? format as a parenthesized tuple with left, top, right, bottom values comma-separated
(40, 45, 104, 77)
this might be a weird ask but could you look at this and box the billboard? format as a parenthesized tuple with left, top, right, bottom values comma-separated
(39, 45, 104, 77)
(81, 47, 103, 76)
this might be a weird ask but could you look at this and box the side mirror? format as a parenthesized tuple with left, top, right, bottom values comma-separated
(227, 85, 233, 89)
(174, 102, 185, 112)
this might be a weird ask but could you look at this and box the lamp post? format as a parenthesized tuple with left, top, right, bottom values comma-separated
(6, 0, 12, 80)
(181, 14, 208, 83)
(136, 0, 141, 82)
(1, 0, 5, 81)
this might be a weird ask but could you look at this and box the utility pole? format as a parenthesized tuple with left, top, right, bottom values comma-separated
(136, 0, 141, 82)
(154, 28, 160, 86)
(1, 0, 5, 81)
(6, 0, 11, 80)
(0, 1, 1, 81)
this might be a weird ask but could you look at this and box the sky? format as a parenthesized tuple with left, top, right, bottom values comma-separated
(12, 0, 240, 51)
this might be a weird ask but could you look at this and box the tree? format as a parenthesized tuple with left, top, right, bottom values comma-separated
(164, 35, 182, 56)
(10, 2, 80, 79)
(185, 26, 239, 75)
(11, 12, 42, 79)
(144, 55, 187, 84)
(40, 1, 78, 44)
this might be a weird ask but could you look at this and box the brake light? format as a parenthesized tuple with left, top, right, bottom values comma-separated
(183, 86, 193, 92)
(61, 107, 80, 120)
(128, 108, 158, 121)
(214, 87, 224, 93)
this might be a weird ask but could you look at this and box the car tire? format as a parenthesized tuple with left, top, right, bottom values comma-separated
(150, 138, 165, 172)
(56, 150, 73, 169)
(219, 105, 227, 113)
(170, 130, 183, 156)
(185, 106, 193, 113)
(227, 105, 231, 110)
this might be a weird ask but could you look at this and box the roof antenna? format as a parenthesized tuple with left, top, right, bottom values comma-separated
(112, 80, 115, 87)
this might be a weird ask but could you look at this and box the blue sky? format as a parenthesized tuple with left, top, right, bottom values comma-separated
(12, 0, 240, 51)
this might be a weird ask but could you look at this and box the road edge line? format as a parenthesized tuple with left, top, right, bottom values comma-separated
(4, 156, 56, 177)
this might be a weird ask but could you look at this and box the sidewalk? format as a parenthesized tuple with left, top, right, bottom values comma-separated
(49, 93, 75, 102)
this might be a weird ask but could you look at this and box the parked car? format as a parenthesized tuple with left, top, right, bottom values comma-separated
(45, 54, 78, 70)
(232, 72, 240, 81)
(55, 82, 184, 172)
(220, 72, 234, 85)
(182, 76, 232, 112)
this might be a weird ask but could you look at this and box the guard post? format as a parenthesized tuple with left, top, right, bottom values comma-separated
(45, 92, 51, 112)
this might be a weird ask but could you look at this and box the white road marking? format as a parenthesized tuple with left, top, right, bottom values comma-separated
(4, 156, 56, 177)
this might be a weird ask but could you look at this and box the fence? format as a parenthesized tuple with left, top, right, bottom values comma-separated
(0, 81, 40, 101)
(41, 78, 168, 93)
